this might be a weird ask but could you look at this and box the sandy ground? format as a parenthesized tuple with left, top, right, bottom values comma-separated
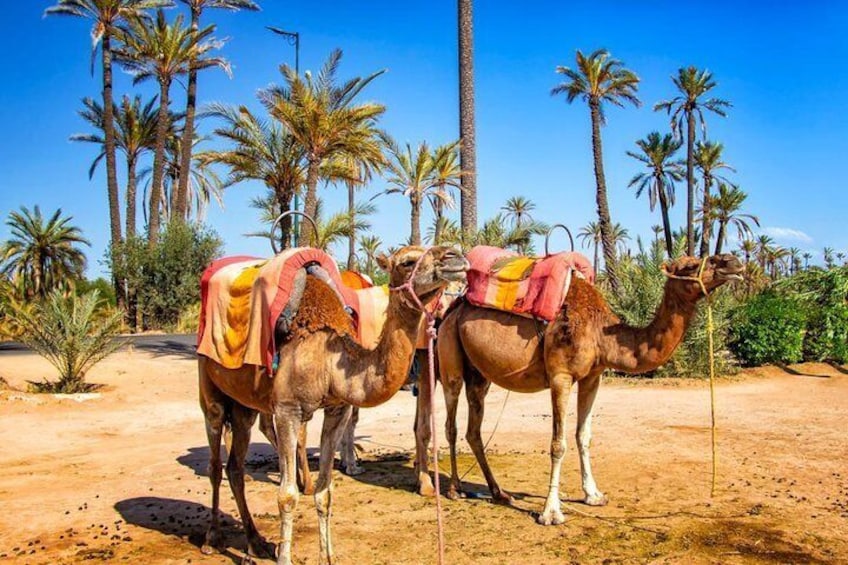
(1, 346, 847, 564)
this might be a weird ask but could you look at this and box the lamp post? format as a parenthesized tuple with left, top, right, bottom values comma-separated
(267, 26, 301, 246)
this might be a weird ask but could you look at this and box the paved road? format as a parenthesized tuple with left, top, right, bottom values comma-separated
(0, 334, 196, 357)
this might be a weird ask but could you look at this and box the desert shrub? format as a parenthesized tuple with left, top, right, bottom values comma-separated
(175, 302, 201, 334)
(9, 290, 124, 393)
(110, 223, 222, 329)
(728, 291, 806, 366)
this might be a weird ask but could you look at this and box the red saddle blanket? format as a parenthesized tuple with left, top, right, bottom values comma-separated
(465, 246, 595, 321)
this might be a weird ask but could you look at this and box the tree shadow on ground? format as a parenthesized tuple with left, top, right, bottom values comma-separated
(132, 339, 196, 360)
(114, 496, 247, 564)
(777, 363, 832, 378)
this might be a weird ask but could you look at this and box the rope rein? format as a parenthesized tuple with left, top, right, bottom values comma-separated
(662, 258, 718, 497)
(388, 249, 446, 565)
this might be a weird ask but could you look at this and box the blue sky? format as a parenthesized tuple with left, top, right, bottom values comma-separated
(1, 1, 846, 276)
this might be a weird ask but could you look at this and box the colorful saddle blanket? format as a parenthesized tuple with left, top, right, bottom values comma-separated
(197, 248, 359, 372)
(465, 246, 595, 321)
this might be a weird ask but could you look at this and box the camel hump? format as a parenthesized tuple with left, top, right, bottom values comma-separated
(288, 275, 356, 340)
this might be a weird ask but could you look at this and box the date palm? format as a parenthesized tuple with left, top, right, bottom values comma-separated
(626, 132, 683, 258)
(116, 9, 229, 245)
(738, 238, 757, 267)
(787, 247, 802, 276)
(802, 251, 812, 270)
(429, 141, 463, 244)
(823, 247, 835, 269)
(577, 220, 601, 272)
(501, 195, 536, 228)
(551, 48, 640, 291)
(358, 235, 382, 279)
(694, 140, 734, 257)
(174, 0, 259, 220)
(709, 183, 759, 255)
(655, 67, 731, 255)
(1, 206, 90, 299)
(71, 94, 160, 237)
(259, 49, 386, 246)
(458, 0, 477, 234)
(150, 133, 224, 222)
(379, 138, 437, 246)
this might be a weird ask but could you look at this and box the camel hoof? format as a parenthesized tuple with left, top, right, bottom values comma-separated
(446, 487, 464, 501)
(536, 509, 566, 526)
(200, 544, 217, 556)
(342, 462, 365, 476)
(585, 492, 609, 507)
(492, 491, 515, 506)
(417, 473, 435, 497)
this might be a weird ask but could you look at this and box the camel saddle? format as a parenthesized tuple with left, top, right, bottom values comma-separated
(197, 248, 386, 372)
(465, 246, 595, 321)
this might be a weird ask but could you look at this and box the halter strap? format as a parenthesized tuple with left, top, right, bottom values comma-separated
(388, 248, 442, 334)
(662, 256, 711, 298)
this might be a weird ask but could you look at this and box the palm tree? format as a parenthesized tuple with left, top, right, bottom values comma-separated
(788, 247, 802, 276)
(803, 251, 812, 270)
(823, 247, 835, 269)
(429, 141, 463, 244)
(611, 222, 631, 257)
(174, 0, 259, 220)
(694, 140, 734, 257)
(259, 49, 386, 246)
(626, 132, 683, 258)
(651, 224, 664, 247)
(71, 95, 160, 237)
(153, 132, 224, 222)
(45, 0, 172, 253)
(577, 221, 601, 272)
(710, 183, 759, 255)
(551, 49, 640, 291)
(358, 235, 383, 279)
(655, 67, 731, 255)
(838, 252, 846, 266)
(197, 104, 305, 247)
(116, 9, 229, 245)
(738, 238, 757, 267)
(755, 235, 774, 271)
(1, 206, 90, 299)
(501, 196, 536, 228)
(458, 0, 477, 235)
(379, 139, 438, 246)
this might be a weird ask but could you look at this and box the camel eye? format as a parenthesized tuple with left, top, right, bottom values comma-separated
(401, 259, 416, 268)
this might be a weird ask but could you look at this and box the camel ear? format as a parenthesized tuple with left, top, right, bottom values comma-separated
(376, 253, 392, 273)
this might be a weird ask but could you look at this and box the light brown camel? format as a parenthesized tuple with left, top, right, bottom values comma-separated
(416, 254, 742, 526)
(198, 245, 468, 565)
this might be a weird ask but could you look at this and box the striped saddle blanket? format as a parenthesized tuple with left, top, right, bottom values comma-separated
(465, 246, 595, 321)
(197, 248, 387, 372)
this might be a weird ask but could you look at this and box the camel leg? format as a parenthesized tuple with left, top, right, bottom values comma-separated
(315, 404, 352, 565)
(274, 404, 301, 565)
(413, 349, 436, 496)
(437, 313, 466, 500)
(226, 404, 271, 562)
(259, 412, 277, 448)
(297, 422, 315, 495)
(464, 370, 513, 504)
(339, 406, 363, 476)
(538, 373, 573, 526)
(576, 373, 608, 506)
(199, 367, 227, 555)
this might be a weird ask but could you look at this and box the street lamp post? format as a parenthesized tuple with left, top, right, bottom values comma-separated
(267, 26, 301, 246)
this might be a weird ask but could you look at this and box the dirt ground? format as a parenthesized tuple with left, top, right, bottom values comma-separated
(1, 346, 846, 565)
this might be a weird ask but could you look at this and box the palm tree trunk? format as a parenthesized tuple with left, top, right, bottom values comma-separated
(176, 7, 201, 222)
(126, 155, 137, 238)
(589, 99, 618, 291)
(148, 79, 171, 247)
(593, 240, 599, 274)
(714, 221, 727, 255)
(458, 0, 477, 235)
(276, 187, 292, 251)
(101, 33, 124, 312)
(657, 181, 675, 258)
(433, 197, 444, 244)
(347, 181, 356, 271)
(699, 172, 712, 257)
(298, 159, 320, 246)
(686, 109, 696, 256)
(410, 194, 422, 246)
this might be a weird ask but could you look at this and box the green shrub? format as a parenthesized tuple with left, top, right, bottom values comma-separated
(729, 291, 806, 366)
(9, 290, 124, 393)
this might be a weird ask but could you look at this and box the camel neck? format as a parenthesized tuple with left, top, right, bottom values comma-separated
(601, 281, 699, 373)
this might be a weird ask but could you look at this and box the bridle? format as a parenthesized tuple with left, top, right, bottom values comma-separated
(662, 256, 711, 298)
(388, 247, 443, 338)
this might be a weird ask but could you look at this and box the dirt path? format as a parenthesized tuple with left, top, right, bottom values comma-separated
(1, 349, 846, 564)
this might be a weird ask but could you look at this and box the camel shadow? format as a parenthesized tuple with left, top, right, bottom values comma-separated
(114, 496, 245, 564)
(177, 444, 285, 485)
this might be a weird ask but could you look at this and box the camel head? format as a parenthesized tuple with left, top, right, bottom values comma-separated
(661, 254, 744, 300)
(377, 245, 469, 305)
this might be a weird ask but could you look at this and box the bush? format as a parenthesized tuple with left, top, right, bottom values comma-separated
(9, 290, 124, 393)
(175, 302, 201, 334)
(729, 291, 806, 366)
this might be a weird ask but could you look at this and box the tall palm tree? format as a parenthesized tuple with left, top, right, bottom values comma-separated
(259, 49, 386, 246)
(651, 224, 664, 247)
(45, 0, 172, 251)
(71, 94, 160, 237)
(823, 247, 835, 269)
(501, 195, 536, 228)
(116, 10, 229, 245)
(197, 104, 305, 247)
(655, 67, 731, 255)
(458, 0, 477, 235)
(1, 206, 90, 299)
(429, 141, 463, 244)
(174, 0, 259, 220)
(709, 183, 759, 255)
(626, 132, 683, 258)
(577, 220, 601, 272)
(693, 140, 734, 257)
(379, 139, 437, 246)
(838, 252, 846, 266)
(802, 251, 812, 270)
(788, 247, 802, 276)
(551, 48, 640, 291)
(738, 238, 757, 267)
(358, 235, 382, 279)
(755, 234, 774, 271)
(611, 222, 631, 257)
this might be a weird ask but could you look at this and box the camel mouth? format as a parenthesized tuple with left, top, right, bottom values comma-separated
(716, 266, 744, 281)
(437, 257, 470, 281)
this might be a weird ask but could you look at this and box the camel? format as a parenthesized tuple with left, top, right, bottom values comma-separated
(198, 245, 468, 565)
(416, 254, 742, 526)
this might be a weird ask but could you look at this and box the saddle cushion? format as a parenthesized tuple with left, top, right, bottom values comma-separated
(465, 246, 595, 321)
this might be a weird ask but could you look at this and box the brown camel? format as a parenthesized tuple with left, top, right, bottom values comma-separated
(417, 254, 742, 526)
(198, 245, 468, 565)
